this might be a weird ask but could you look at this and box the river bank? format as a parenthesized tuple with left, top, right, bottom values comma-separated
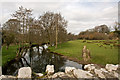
(2, 40, 118, 67)
(1, 42, 119, 79)
(48, 40, 119, 65)
(2, 45, 83, 75)
(2, 45, 19, 66)
(48, 49, 105, 68)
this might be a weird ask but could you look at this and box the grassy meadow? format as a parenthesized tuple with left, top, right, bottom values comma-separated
(49, 40, 119, 65)
(2, 40, 119, 66)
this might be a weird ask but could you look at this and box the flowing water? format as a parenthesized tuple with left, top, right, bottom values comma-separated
(2, 45, 82, 75)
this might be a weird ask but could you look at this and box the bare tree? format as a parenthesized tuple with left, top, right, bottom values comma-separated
(12, 6, 32, 44)
(39, 12, 67, 47)
(3, 7, 68, 49)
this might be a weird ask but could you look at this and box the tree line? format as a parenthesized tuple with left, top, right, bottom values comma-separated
(1, 6, 120, 49)
(78, 23, 120, 40)
(1, 6, 69, 49)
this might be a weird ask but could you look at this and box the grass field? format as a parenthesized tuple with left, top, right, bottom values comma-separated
(2, 45, 19, 66)
(2, 40, 119, 66)
(49, 40, 119, 65)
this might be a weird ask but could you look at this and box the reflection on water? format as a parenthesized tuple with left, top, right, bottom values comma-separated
(2, 46, 82, 75)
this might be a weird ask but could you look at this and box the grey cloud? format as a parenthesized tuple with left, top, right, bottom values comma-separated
(0, 1, 118, 34)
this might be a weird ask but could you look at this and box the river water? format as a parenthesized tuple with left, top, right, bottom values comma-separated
(2, 45, 82, 75)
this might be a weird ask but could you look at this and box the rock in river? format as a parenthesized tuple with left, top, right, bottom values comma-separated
(105, 64, 118, 72)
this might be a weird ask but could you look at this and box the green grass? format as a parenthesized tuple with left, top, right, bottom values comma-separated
(2, 43, 32, 66)
(49, 40, 118, 65)
(1, 40, 118, 66)
(2, 45, 19, 66)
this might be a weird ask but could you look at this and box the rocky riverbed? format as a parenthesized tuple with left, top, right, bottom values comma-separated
(0, 64, 120, 80)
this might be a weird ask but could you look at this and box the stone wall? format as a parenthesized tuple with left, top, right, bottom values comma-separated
(0, 64, 120, 80)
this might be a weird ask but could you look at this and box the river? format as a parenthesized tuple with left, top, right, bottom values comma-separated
(2, 45, 82, 76)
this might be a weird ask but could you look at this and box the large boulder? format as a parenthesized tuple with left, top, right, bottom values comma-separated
(109, 71, 119, 78)
(105, 64, 120, 78)
(46, 65, 54, 75)
(35, 73, 43, 77)
(0, 75, 7, 79)
(84, 64, 95, 71)
(94, 69, 106, 78)
(0, 75, 17, 79)
(65, 67, 76, 74)
(73, 69, 94, 78)
(50, 72, 68, 78)
(100, 68, 108, 72)
(94, 68, 116, 78)
(105, 64, 118, 72)
(84, 64, 100, 72)
(18, 67, 32, 78)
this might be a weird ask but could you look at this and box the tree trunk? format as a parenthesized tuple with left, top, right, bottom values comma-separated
(55, 19, 58, 48)
(22, 18, 25, 45)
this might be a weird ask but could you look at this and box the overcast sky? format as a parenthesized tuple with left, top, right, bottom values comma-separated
(0, 0, 119, 34)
